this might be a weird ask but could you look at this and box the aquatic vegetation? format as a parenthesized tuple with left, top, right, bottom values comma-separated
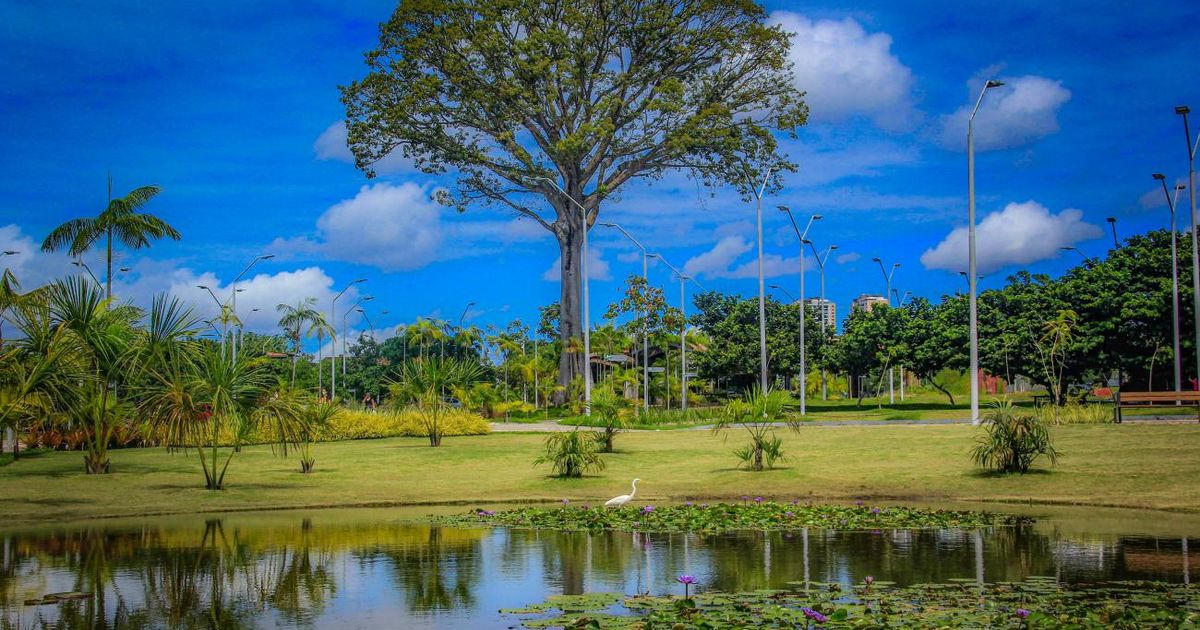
(503, 578, 1200, 628)
(436, 501, 1024, 533)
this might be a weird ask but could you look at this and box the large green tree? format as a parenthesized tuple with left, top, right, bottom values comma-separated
(341, 0, 808, 396)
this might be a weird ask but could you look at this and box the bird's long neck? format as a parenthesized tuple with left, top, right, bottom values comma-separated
(630, 480, 637, 497)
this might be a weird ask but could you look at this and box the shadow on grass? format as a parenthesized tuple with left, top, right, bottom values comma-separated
(966, 468, 1056, 479)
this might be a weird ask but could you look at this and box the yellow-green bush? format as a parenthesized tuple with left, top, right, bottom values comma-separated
(320, 407, 491, 440)
(1035, 403, 1111, 425)
(183, 407, 491, 447)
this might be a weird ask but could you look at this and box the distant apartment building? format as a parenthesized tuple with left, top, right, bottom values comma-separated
(851, 293, 889, 313)
(804, 297, 837, 330)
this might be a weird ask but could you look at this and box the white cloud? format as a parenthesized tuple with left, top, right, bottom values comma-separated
(769, 12, 918, 130)
(683, 235, 810, 280)
(274, 182, 443, 271)
(314, 121, 416, 174)
(541, 247, 611, 282)
(835, 251, 861, 265)
(937, 75, 1071, 151)
(920, 200, 1103, 274)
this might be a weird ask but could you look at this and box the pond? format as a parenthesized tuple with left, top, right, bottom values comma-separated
(0, 503, 1196, 628)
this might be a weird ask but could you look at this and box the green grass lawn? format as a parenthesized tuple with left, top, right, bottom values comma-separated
(2, 422, 1199, 525)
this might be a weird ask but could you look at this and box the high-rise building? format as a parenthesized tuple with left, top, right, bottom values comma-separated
(804, 297, 837, 330)
(851, 293, 889, 313)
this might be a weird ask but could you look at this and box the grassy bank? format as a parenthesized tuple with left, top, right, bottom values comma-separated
(1, 423, 1199, 524)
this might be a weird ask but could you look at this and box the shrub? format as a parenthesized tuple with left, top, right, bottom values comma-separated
(971, 401, 1060, 473)
(1035, 403, 1109, 425)
(320, 407, 490, 441)
(533, 429, 605, 478)
(713, 386, 798, 472)
(733, 435, 785, 470)
(589, 388, 630, 453)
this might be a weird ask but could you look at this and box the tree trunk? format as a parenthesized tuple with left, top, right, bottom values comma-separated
(752, 444, 764, 471)
(554, 223, 585, 404)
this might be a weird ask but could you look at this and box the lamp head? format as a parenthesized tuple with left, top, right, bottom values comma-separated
(197, 285, 209, 290)
(812, 214, 824, 220)
(119, 267, 131, 272)
(1177, 184, 1188, 191)
(71, 261, 82, 267)
(1106, 217, 1116, 224)
(776, 205, 790, 213)
(1177, 106, 1191, 115)
(261, 254, 275, 260)
(1, 250, 17, 255)
(1059, 247, 1074, 252)
(1153, 173, 1167, 181)
(356, 308, 364, 313)
(830, 245, 838, 250)
(768, 284, 781, 289)
(872, 257, 881, 262)
(353, 278, 367, 284)
(985, 80, 1005, 89)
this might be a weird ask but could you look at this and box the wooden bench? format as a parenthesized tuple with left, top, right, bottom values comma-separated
(1112, 391, 1200, 423)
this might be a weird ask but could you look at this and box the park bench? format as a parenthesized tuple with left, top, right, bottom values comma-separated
(1112, 390, 1200, 423)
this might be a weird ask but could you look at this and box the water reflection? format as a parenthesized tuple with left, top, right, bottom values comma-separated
(0, 510, 1195, 629)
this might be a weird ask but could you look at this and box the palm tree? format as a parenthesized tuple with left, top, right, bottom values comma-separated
(407, 317, 445, 361)
(388, 357, 484, 446)
(140, 345, 305, 489)
(44, 277, 139, 473)
(306, 313, 335, 397)
(0, 268, 22, 341)
(277, 298, 321, 386)
(40, 176, 180, 300)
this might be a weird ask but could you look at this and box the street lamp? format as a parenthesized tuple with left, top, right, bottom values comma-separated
(778, 206, 821, 415)
(767, 284, 796, 302)
(71, 261, 101, 287)
(747, 166, 777, 391)
(1155, 173, 1184, 396)
(539, 177, 592, 414)
(1177, 105, 1200, 393)
(358, 308, 375, 340)
(1059, 246, 1095, 265)
(331, 278, 367, 400)
(805, 240, 837, 400)
(342, 296, 374, 376)
(870, 257, 900, 304)
(1106, 217, 1119, 248)
(969, 78, 1005, 425)
(601, 221, 652, 411)
(655, 255, 701, 411)
(229, 254, 274, 363)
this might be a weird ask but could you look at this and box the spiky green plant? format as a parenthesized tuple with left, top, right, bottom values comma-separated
(387, 357, 484, 446)
(533, 429, 605, 478)
(971, 401, 1061, 474)
(713, 386, 798, 472)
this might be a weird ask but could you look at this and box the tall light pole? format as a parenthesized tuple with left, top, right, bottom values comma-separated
(1059, 246, 1095, 265)
(805, 241, 837, 400)
(748, 167, 776, 391)
(230, 254, 274, 364)
(656, 256, 699, 411)
(1178, 105, 1199, 392)
(870, 257, 900, 304)
(540, 177, 592, 414)
(343, 296, 374, 376)
(1106, 217, 1119, 249)
(71, 260, 101, 287)
(601, 222, 652, 410)
(331, 278, 366, 400)
(779, 206, 821, 415)
(969, 79, 1005, 424)
(1155, 173, 1183, 396)
(196, 284, 228, 359)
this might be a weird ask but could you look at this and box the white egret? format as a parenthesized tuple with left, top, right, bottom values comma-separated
(604, 478, 640, 508)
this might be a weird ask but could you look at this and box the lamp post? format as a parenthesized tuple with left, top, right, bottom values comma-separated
(601, 222, 652, 411)
(540, 177, 592, 414)
(1155, 173, 1184, 396)
(196, 285, 228, 358)
(331, 278, 367, 400)
(748, 167, 776, 391)
(767, 284, 796, 301)
(71, 261, 101, 287)
(1059, 246, 1095, 265)
(779, 207, 821, 415)
(969, 79, 1005, 425)
(870, 258, 900, 304)
(342, 296, 374, 376)
(1177, 105, 1199, 392)
(805, 241, 837, 400)
(230, 254, 274, 363)
(655, 255, 701, 411)
(1106, 217, 1119, 248)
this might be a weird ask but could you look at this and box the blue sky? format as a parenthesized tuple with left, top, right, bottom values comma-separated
(2, 1, 1198, 346)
